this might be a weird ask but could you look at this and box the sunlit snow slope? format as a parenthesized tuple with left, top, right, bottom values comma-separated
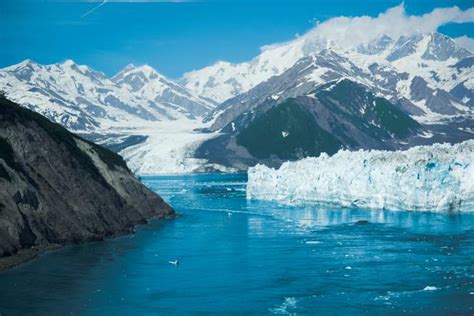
(0, 60, 228, 174)
(109, 119, 236, 174)
(184, 32, 473, 124)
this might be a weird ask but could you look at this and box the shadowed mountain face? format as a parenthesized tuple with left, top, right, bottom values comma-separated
(0, 97, 174, 267)
(191, 32, 473, 171)
(196, 79, 473, 170)
(205, 50, 472, 134)
(236, 100, 343, 160)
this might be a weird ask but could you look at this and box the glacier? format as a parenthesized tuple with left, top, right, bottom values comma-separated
(247, 140, 474, 212)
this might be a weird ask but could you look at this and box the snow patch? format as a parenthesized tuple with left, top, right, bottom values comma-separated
(112, 118, 236, 175)
(418, 131, 434, 138)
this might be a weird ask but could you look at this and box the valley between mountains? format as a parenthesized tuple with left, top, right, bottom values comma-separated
(1, 32, 473, 173)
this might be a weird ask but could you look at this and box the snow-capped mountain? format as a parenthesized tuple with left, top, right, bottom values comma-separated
(364, 33, 473, 120)
(356, 34, 393, 55)
(0, 32, 472, 174)
(182, 32, 473, 117)
(388, 32, 471, 62)
(180, 39, 309, 103)
(200, 32, 473, 130)
(112, 64, 216, 118)
(196, 78, 469, 171)
(195, 58, 473, 171)
(0, 59, 215, 131)
(207, 50, 378, 131)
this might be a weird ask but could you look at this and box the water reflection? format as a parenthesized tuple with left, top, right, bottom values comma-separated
(246, 197, 471, 234)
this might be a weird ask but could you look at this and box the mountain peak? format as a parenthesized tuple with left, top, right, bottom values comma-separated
(421, 32, 472, 61)
(62, 59, 77, 67)
(123, 63, 136, 71)
(2, 59, 38, 71)
(1, 59, 42, 78)
(386, 33, 424, 62)
(112, 64, 163, 87)
(385, 32, 471, 62)
(135, 64, 160, 77)
(118, 64, 161, 79)
(20, 59, 36, 66)
(357, 34, 393, 55)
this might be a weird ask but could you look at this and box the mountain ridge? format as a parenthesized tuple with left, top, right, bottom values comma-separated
(0, 96, 174, 270)
(1, 31, 472, 174)
(205, 45, 472, 133)
(0, 59, 215, 132)
(195, 78, 474, 171)
(182, 32, 473, 108)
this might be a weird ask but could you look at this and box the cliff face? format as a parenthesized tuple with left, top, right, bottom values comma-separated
(0, 96, 174, 263)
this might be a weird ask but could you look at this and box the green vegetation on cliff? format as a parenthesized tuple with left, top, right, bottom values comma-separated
(237, 100, 342, 160)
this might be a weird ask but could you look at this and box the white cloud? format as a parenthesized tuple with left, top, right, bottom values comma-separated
(262, 4, 474, 51)
(454, 35, 474, 52)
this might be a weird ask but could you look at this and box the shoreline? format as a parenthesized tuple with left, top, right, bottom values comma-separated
(0, 244, 62, 272)
(0, 215, 176, 273)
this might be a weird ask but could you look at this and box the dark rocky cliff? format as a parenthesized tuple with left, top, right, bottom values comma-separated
(0, 96, 174, 269)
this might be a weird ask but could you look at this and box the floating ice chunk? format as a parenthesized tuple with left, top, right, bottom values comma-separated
(423, 286, 437, 291)
(269, 297, 298, 314)
(247, 140, 474, 212)
(419, 131, 434, 138)
(305, 240, 321, 244)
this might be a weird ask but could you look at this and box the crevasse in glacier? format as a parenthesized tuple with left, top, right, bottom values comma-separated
(247, 140, 474, 212)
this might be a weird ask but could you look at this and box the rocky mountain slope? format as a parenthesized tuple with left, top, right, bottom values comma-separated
(0, 96, 174, 270)
(189, 32, 473, 171)
(182, 32, 473, 112)
(196, 79, 474, 170)
(205, 33, 473, 130)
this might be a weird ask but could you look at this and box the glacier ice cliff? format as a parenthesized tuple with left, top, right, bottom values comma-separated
(247, 140, 474, 212)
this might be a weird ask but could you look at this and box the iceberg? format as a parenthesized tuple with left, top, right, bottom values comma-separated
(247, 140, 474, 212)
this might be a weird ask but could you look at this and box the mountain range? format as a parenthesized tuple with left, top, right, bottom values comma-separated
(182, 32, 473, 108)
(0, 60, 215, 131)
(210, 33, 472, 122)
(0, 32, 473, 173)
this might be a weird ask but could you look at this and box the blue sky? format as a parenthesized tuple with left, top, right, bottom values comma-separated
(1, 0, 473, 79)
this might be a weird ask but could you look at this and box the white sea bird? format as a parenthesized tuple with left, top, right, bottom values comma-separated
(168, 260, 179, 266)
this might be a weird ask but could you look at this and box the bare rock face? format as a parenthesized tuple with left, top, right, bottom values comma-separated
(0, 96, 174, 262)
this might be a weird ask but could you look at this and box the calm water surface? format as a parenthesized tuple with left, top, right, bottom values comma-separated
(0, 174, 473, 315)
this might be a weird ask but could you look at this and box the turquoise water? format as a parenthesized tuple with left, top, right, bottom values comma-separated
(0, 174, 473, 315)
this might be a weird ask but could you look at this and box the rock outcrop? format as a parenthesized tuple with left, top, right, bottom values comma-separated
(0, 96, 174, 269)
